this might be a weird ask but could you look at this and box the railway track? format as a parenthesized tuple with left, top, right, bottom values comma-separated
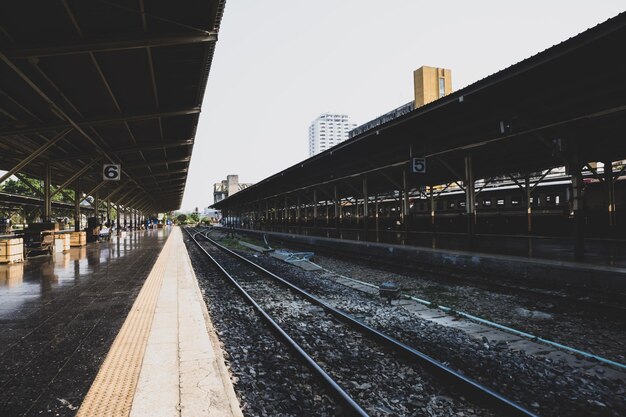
(267, 233, 626, 318)
(185, 227, 537, 417)
(244, 229, 626, 371)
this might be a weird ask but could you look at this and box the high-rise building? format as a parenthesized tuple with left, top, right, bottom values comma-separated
(350, 66, 453, 138)
(308, 113, 357, 157)
(213, 175, 253, 204)
(413, 66, 452, 108)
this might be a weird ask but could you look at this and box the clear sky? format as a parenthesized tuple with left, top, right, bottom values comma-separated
(180, 0, 625, 212)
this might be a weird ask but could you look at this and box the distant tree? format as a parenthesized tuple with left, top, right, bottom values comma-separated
(0, 175, 74, 202)
(0, 178, 37, 196)
(176, 214, 188, 224)
(188, 212, 200, 223)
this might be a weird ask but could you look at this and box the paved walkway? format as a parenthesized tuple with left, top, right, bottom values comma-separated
(0, 229, 168, 416)
(0, 227, 242, 417)
(77, 227, 242, 417)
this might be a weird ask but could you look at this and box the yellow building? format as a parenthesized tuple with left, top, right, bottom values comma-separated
(413, 66, 452, 108)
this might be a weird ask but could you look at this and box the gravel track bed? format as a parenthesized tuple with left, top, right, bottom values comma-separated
(210, 231, 626, 417)
(311, 253, 626, 365)
(196, 235, 494, 417)
(184, 233, 338, 417)
(246, 232, 625, 365)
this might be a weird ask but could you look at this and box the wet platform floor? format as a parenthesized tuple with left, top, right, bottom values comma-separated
(0, 228, 170, 416)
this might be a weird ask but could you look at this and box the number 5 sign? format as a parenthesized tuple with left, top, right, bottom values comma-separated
(103, 164, 121, 180)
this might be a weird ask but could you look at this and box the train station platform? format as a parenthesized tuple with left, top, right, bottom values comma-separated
(233, 228, 626, 291)
(0, 227, 242, 417)
(259, 226, 626, 268)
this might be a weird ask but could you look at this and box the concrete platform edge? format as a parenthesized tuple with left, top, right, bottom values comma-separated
(233, 228, 626, 290)
(181, 230, 244, 417)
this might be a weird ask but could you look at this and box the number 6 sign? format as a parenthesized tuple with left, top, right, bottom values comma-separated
(103, 164, 121, 180)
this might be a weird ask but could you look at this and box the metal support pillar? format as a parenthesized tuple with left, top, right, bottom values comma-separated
(362, 178, 369, 234)
(604, 160, 616, 230)
(123, 206, 127, 230)
(296, 195, 301, 229)
(116, 204, 121, 234)
(429, 186, 436, 232)
(374, 193, 380, 239)
(464, 154, 476, 240)
(284, 197, 288, 226)
(313, 190, 318, 229)
(94, 191, 100, 223)
(402, 169, 409, 235)
(525, 174, 532, 234)
(334, 185, 340, 231)
(106, 198, 111, 226)
(74, 179, 81, 231)
(44, 163, 52, 222)
(571, 166, 585, 261)
(325, 200, 329, 225)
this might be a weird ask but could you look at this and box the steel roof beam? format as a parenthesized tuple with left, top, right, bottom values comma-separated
(99, 184, 125, 202)
(0, 107, 200, 138)
(0, 50, 165, 210)
(133, 170, 187, 180)
(0, 128, 72, 184)
(50, 140, 193, 162)
(141, 181, 184, 189)
(50, 158, 102, 197)
(14, 173, 43, 197)
(112, 188, 137, 207)
(125, 157, 191, 170)
(130, 195, 153, 211)
(120, 192, 147, 208)
(80, 180, 108, 203)
(3, 33, 217, 59)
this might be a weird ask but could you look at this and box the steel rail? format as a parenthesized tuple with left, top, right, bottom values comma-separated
(312, 265, 626, 371)
(185, 228, 370, 417)
(193, 227, 538, 417)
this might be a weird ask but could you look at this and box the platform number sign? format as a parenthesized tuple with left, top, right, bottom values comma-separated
(410, 157, 426, 174)
(103, 164, 121, 181)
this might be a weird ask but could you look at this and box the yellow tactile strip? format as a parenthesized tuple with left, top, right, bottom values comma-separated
(76, 233, 172, 417)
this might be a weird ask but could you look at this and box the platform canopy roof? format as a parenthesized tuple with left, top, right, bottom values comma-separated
(0, 0, 225, 213)
(214, 11, 626, 211)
